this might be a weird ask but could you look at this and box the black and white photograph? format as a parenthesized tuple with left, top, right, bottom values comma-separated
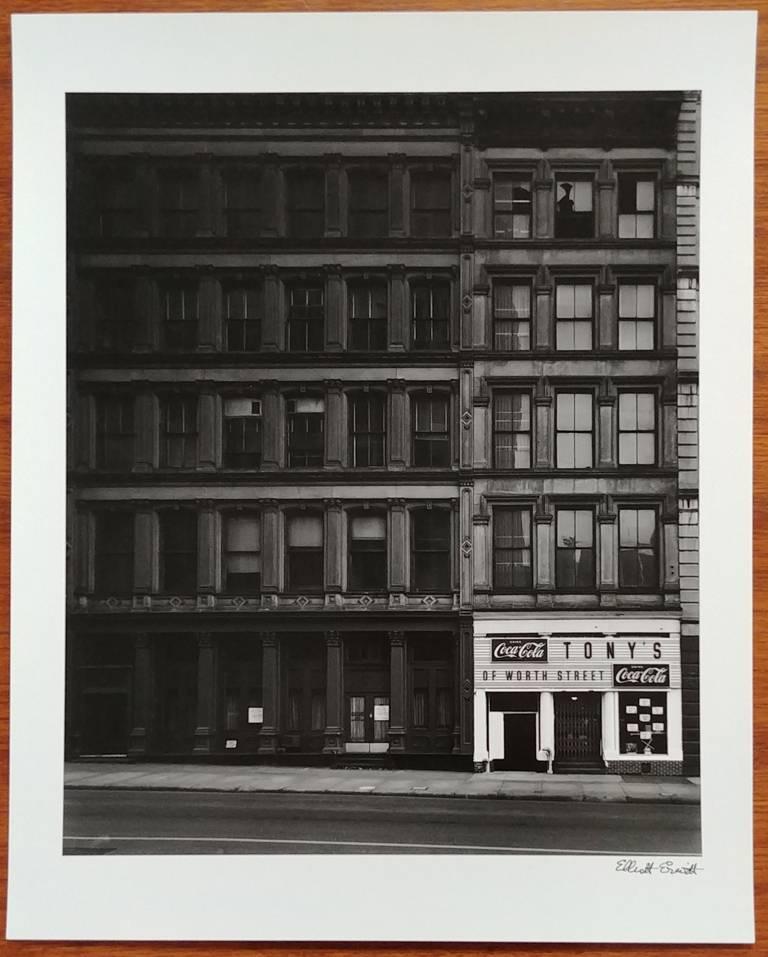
(7, 10, 755, 944)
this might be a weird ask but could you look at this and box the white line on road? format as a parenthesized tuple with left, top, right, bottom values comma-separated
(63, 834, 640, 854)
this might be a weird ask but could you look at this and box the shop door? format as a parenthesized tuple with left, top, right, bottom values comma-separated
(554, 693, 602, 770)
(498, 713, 538, 771)
(346, 694, 389, 752)
(80, 691, 130, 756)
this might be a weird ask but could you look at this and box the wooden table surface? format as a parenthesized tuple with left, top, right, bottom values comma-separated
(0, 1, 762, 954)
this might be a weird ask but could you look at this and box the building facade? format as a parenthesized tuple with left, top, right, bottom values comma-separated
(65, 92, 700, 774)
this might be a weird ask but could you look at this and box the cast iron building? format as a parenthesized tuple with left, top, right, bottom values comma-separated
(66, 93, 700, 774)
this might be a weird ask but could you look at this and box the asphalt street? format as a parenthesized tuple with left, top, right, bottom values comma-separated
(63, 789, 702, 856)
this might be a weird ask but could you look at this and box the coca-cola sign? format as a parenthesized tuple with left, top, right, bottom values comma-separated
(491, 638, 548, 663)
(613, 664, 670, 687)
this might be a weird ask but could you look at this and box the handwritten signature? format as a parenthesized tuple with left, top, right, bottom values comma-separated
(616, 858, 700, 875)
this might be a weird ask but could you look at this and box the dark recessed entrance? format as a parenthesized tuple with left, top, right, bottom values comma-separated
(497, 712, 538, 770)
(554, 692, 603, 772)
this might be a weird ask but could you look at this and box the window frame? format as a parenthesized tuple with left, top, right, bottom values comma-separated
(618, 281, 657, 352)
(92, 273, 137, 353)
(94, 509, 134, 596)
(285, 511, 325, 594)
(222, 511, 262, 596)
(618, 691, 668, 755)
(412, 392, 451, 468)
(617, 172, 657, 239)
(287, 395, 325, 468)
(223, 166, 262, 238)
(159, 509, 198, 595)
(95, 393, 135, 471)
(555, 391, 595, 470)
(157, 167, 199, 238)
(286, 167, 325, 238)
(347, 511, 388, 593)
(554, 279, 594, 351)
(493, 391, 532, 470)
(492, 173, 533, 240)
(347, 280, 388, 352)
(224, 283, 262, 352)
(223, 397, 262, 470)
(492, 280, 532, 352)
(555, 506, 596, 593)
(161, 278, 199, 352)
(409, 168, 452, 238)
(347, 168, 389, 238)
(618, 506, 660, 593)
(349, 391, 386, 468)
(617, 391, 658, 467)
(411, 280, 451, 350)
(410, 507, 452, 593)
(492, 505, 533, 593)
(287, 281, 325, 353)
(160, 393, 199, 470)
(554, 173, 595, 239)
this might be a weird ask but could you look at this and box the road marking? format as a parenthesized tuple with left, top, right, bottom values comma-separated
(63, 834, 651, 854)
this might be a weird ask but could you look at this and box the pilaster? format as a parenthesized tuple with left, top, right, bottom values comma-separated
(258, 633, 280, 753)
(388, 631, 406, 753)
(323, 631, 344, 753)
(128, 634, 153, 755)
(193, 632, 217, 752)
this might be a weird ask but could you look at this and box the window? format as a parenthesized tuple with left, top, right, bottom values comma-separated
(158, 169, 198, 237)
(493, 283, 531, 351)
(287, 513, 324, 592)
(413, 395, 450, 467)
(619, 692, 667, 755)
(618, 283, 655, 351)
(412, 282, 450, 349)
(223, 513, 261, 595)
(493, 175, 532, 239)
(618, 174, 655, 238)
(556, 509, 595, 590)
(97, 165, 138, 237)
(95, 395, 134, 470)
(411, 509, 451, 592)
(287, 397, 325, 467)
(556, 393, 593, 468)
(93, 276, 136, 352)
(493, 507, 532, 591)
(348, 282, 387, 351)
(555, 176, 594, 238)
(348, 170, 388, 237)
(95, 511, 133, 595)
(619, 508, 658, 590)
(225, 285, 261, 352)
(493, 393, 531, 469)
(162, 281, 198, 351)
(349, 393, 385, 467)
(410, 171, 451, 237)
(160, 511, 197, 594)
(349, 513, 387, 591)
(288, 283, 324, 352)
(618, 393, 656, 465)
(224, 169, 261, 236)
(160, 395, 198, 469)
(286, 169, 324, 237)
(555, 282, 593, 350)
(223, 398, 262, 469)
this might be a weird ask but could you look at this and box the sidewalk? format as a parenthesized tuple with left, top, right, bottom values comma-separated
(65, 762, 701, 804)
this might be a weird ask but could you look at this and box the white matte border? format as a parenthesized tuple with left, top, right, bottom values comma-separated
(9, 11, 756, 943)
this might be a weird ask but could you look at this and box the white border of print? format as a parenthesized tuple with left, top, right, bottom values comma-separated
(9, 10, 755, 943)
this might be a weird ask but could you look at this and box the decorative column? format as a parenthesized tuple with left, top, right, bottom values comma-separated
(387, 379, 407, 469)
(533, 160, 553, 239)
(261, 383, 282, 470)
(663, 508, 681, 602)
(258, 633, 280, 753)
(261, 266, 282, 352)
(597, 267, 616, 352)
(387, 499, 407, 594)
(661, 159, 677, 240)
(134, 271, 157, 353)
(197, 272, 221, 352)
(128, 633, 153, 755)
(460, 251, 474, 349)
(196, 504, 217, 597)
(601, 688, 618, 762)
(323, 631, 344, 753)
(388, 266, 408, 351)
(661, 271, 677, 351)
(457, 619, 474, 754)
(539, 690, 555, 770)
(324, 265, 344, 352)
(597, 383, 617, 469)
(662, 380, 678, 468)
(197, 389, 218, 471)
(459, 481, 474, 611)
(324, 380, 345, 468)
(597, 159, 615, 240)
(459, 363, 473, 469)
(473, 689, 489, 771)
(388, 155, 406, 238)
(534, 498, 554, 604)
(534, 379, 553, 469)
(260, 501, 281, 596)
(134, 506, 157, 595)
(324, 499, 343, 594)
(534, 265, 553, 352)
(324, 155, 343, 238)
(261, 155, 280, 237)
(472, 513, 491, 600)
(195, 154, 215, 238)
(193, 632, 216, 753)
(598, 499, 618, 605)
(472, 283, 490, 350)
(134, 385, 156, 473)
(388, 631, 407, 754)
(459, 136, 474, 237)
(473, 389, 490, 469)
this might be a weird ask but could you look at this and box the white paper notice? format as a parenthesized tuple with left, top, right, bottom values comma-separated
(373, 705, 389, 722)
(248, 707, 263, 724)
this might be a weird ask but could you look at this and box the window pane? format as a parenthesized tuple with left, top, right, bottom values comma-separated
(227, 515, 261, 551)
(637, 509, 656, 546)
(574, 285, 592, 318)
(619, 433, 637, 464)
(618, 393, 636, 430)
(619, 321, 637, 351)
(636, 321, 655, 350)
(557, 393, 574, 429)
(288, 514, 323, 547)
(556, 284, 575, 318)
(573, 181, 592, 211)
(574, 394, 592, 429)
(637, 433, 655, 464)
(574, 433, 592, 467)
(557, 510, 575, 546)
(618, 214, 636, 239)
(619, 284, 637, 318)
(636, 180, 655, 211)
(620, 510, 638, 547)
(636, 285, 655, 318)
(637, 394, 655, 429)
(351, 515, 386, 540)
(575, 510, 593, 546)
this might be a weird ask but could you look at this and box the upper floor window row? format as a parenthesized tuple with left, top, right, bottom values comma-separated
(80, 162, 454, 240)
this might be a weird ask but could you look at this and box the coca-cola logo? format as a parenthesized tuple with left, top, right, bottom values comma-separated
(613, 664, 670, 687)
(491, 638, 548, 662)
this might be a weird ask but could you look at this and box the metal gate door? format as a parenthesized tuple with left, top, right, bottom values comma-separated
(554, 693, 601, 763)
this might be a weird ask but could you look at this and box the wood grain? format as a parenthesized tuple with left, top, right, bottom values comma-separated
(0, 1, 762, 954)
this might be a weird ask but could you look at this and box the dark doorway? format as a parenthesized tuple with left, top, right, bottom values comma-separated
(554, 692, 603, 772)
(497, 712, 538, 771)
(80, 692, 130, 756)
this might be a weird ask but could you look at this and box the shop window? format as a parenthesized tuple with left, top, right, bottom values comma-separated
(286, 513, 324, 592)
(287, 396, 325, 468)
(412, 282, 450, 349)
(348, 282, 387, 351)
(555, 282, 593, 350)
(412, 689, 427, 728)
(97, 165, 139, 237)
(493, 175, 532, 239)
(349, 513, 387, 591)
(348, 170, 388, 237)
(224, 168, 261, 237)
(556, 508, 595, 591)
(162, 280, 198, 351)
(288, 283, 324, 352)
(413, 394, 450, 468)
(411, 509, 451, 592)
(493, 507, 532, 591)
(158, 169, 199, 237)
(225, 285, 261, 352)
(619, 283, 656, 351)
(160, 395, 198, 469)
(223, 513, 261, 595)
(94, 511, 134, 596)
(410, 170, 451, 237)
(223, 398, 262, 469)
(619, 692, 667, 755)
(95, 395, 135, 470)
(493, 282, 531, 351)
(311, 693, 326, 732)
(618, 174, 655, 239)
(93, 276, 136, 352)
(619, 508, 659, 591)
(493, 392, 531, 469)
(556, 393, 593, 468)
(618, 393, 656, 465)
(160, 511, 197, 594)
(286, 169, 325, 238)
(349, 392, 385, 467)
(555, 176, 594, 238)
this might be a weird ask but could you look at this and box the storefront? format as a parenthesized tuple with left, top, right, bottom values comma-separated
(473, 618, 682, 775)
